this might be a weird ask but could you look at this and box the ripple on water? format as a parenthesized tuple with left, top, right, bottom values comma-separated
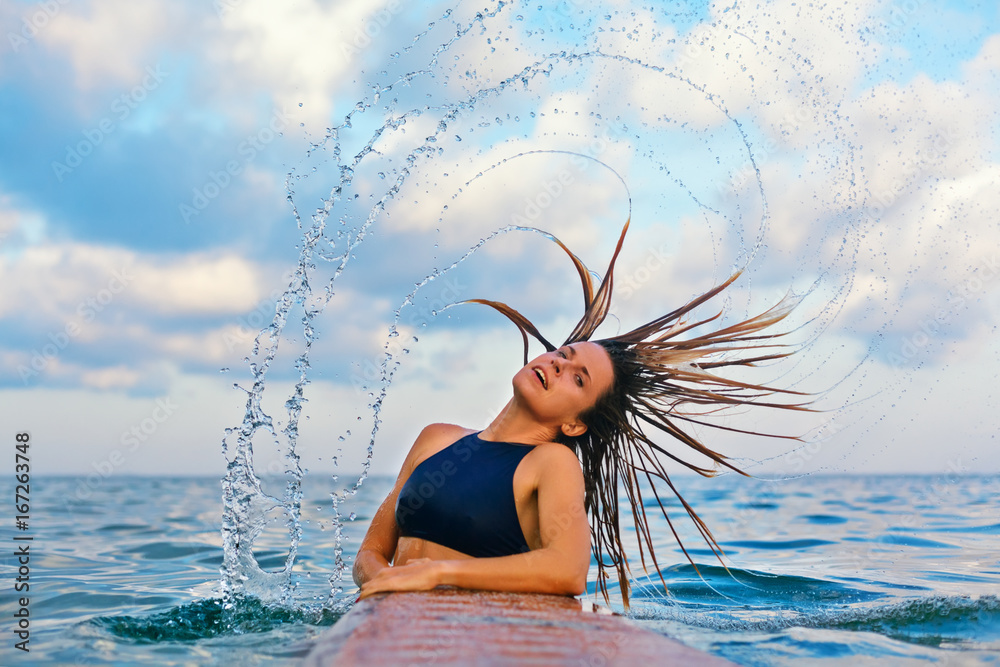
(736, 502, 780, 510)
(123, 542, 221, 560)
(800, 514, 849, 524)
(920, 570, 1000, 584)
(873, 535, 960, 549)
(724, 538, 836, 550)
(929, 522, 1000, 534)
(97, 523, 157, 532)
(40, 592, 175, 614)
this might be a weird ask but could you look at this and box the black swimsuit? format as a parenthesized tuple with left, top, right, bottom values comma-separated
(394, 432, 535, 558)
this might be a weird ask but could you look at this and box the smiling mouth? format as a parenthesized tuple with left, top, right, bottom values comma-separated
(533, 367, 547, 389)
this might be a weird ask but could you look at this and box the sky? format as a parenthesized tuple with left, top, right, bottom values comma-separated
(1, 0, 999, 483)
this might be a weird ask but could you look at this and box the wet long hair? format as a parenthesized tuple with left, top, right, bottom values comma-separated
(465, 220, 811, 609)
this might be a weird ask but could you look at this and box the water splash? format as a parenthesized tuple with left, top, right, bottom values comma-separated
(220, 0, 537, 608)
(217, 0, 948, 611)
(91, 597, 339, 643)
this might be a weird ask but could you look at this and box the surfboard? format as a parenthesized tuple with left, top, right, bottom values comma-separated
(305, 588, 734, 665)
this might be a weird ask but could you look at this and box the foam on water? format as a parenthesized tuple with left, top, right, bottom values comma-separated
(92, 597, 340, 643)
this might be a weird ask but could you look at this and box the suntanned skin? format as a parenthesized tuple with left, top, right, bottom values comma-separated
(352, 341, 614, 599)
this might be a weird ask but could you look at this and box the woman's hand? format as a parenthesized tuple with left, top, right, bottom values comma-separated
(358, 558, 446, 600)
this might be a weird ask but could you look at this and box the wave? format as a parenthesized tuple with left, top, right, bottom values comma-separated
(90, 596, 340, 643)
(627, 563, 885, 607)
(631, 576, 1000, 649)
(819, 595, 1000, 647)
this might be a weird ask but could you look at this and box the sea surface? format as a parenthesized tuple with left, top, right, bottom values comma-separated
(1, 473, 998, 666)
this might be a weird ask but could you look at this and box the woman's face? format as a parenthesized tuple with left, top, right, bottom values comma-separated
(513, 341, 615, 429)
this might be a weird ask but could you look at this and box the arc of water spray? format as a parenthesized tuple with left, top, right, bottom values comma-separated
(219, 1, 865, 611)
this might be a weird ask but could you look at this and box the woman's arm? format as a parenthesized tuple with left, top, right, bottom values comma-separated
(351, 488, 400, 587)
(359, 445, 591, 598)
(352, 423, 463, 587)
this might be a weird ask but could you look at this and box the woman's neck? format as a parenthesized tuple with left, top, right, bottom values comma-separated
(480, 398, 561, 445)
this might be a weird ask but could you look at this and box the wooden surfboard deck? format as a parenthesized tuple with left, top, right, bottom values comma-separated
(305, 588, 734, 666)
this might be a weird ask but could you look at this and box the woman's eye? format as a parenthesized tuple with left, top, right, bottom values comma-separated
(557, 350, 566, 358)
(576, 376, 583, 387)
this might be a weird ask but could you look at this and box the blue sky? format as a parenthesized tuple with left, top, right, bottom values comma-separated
(1, 0, 999, 480)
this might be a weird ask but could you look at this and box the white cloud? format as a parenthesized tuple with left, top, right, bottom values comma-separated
(79, 364, 145, 390)
(205, 0, 435, 127)
(131, 253, 265, 315)
(0, 194, 17, 237)
(964, 32, 1000, 81)
(0, 241, 269, 321)
(39, 0, 178, 91)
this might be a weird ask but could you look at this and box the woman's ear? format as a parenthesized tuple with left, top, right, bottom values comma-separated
(560, 420, 588, 438)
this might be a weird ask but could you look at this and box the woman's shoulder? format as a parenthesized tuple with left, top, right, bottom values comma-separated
(525, 441, 583, 476)
(396, 423, 474, 479)
(520, 443, 584, 497)
(536, 441, 582, 462)
(418, 422, 473, 437)
(415, 422, 475, 446)
(405, 423, 476, 462)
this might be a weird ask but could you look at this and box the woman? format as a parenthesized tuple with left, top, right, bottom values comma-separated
(354, 221, 808, 607)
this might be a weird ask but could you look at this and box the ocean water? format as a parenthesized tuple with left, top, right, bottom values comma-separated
(2, 473, 998, 665)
